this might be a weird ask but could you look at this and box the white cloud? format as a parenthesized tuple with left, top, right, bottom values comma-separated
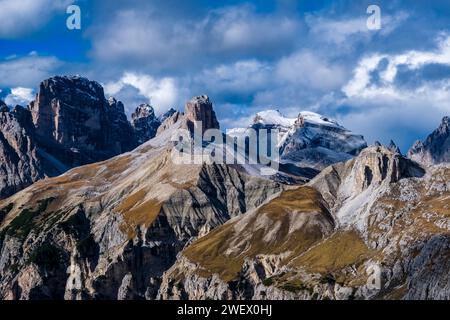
(4, 87, 35, 106)
(209, 5, 299, 52)
(104, 72, 180, 114)
(343, 34, 450, 99)
(275, 51, 347, 91)
(337, 34, 450, 150)
(0, 0, 71, 38)
(306, 12, 409, 45)
(0, 54, 61, 87)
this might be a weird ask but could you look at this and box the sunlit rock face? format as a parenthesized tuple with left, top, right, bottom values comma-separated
(185, 95, 220, 134)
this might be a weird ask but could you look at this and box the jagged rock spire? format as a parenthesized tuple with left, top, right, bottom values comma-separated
(131, 103, 160, 144)
(388, 139, 402, 154)
(408, 116, 450, 166)
(185, 95, 220, 133)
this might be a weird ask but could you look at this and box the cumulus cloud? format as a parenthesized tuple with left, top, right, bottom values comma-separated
(343, 34, 450, 99)
(4, 87, 35, 106)
(337, 34, 450, 150)
(0, 0, 71, 38)
(104, 72, 180, 114)
(0, 54, 61, 87)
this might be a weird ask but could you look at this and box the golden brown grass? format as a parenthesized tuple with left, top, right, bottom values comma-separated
(116, 189, 162, 239)
(183, 187, 333, 282)
(291, 230, 372, 273)
(259, 187, 328, 219)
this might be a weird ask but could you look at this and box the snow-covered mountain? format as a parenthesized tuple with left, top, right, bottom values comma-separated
(228, 109, 367, 170)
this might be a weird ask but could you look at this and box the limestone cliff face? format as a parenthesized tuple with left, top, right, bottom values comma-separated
(29, 76, 137, 166)
(185, 95, 220, 134)
(156, 111, 182, 136)
(0, 105, 49, 199)
(350, 146, 425, 193)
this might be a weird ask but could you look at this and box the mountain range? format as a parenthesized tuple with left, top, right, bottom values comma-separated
(0, 76, 167, 199)
(0, 76, 448, 300)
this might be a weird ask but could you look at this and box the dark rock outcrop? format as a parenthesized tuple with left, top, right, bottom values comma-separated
(0, 100, 8, 113)
(408, 116, 450, 166)
(131, 104, 160, 145)
(106, 97, 138, 155)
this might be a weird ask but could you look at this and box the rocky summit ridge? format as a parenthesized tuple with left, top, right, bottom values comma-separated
(228, 109, 367, 171)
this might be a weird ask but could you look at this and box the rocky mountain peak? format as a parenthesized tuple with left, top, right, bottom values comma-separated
(408, 116, 450, 166)
(352, 146, 424, 192)
(131, 104, 160, 144)
(132, 103, 156, 120)
(388, 139, 402, 154)
(0, 75, 141, 199)
(438, 116, 449, 132)
(185, 95, 220, 133)
(107, 97, 125, 113)
(0, 104, 44, 199)
(158, 108, 176, 123)
(252, 110, 294, 127)
(228, 109, 367, 172)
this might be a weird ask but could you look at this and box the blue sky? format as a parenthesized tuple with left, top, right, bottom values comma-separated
(1, 0, 450, 151)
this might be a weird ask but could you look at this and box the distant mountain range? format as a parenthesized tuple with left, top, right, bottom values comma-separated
(0, 75, 448, 300)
